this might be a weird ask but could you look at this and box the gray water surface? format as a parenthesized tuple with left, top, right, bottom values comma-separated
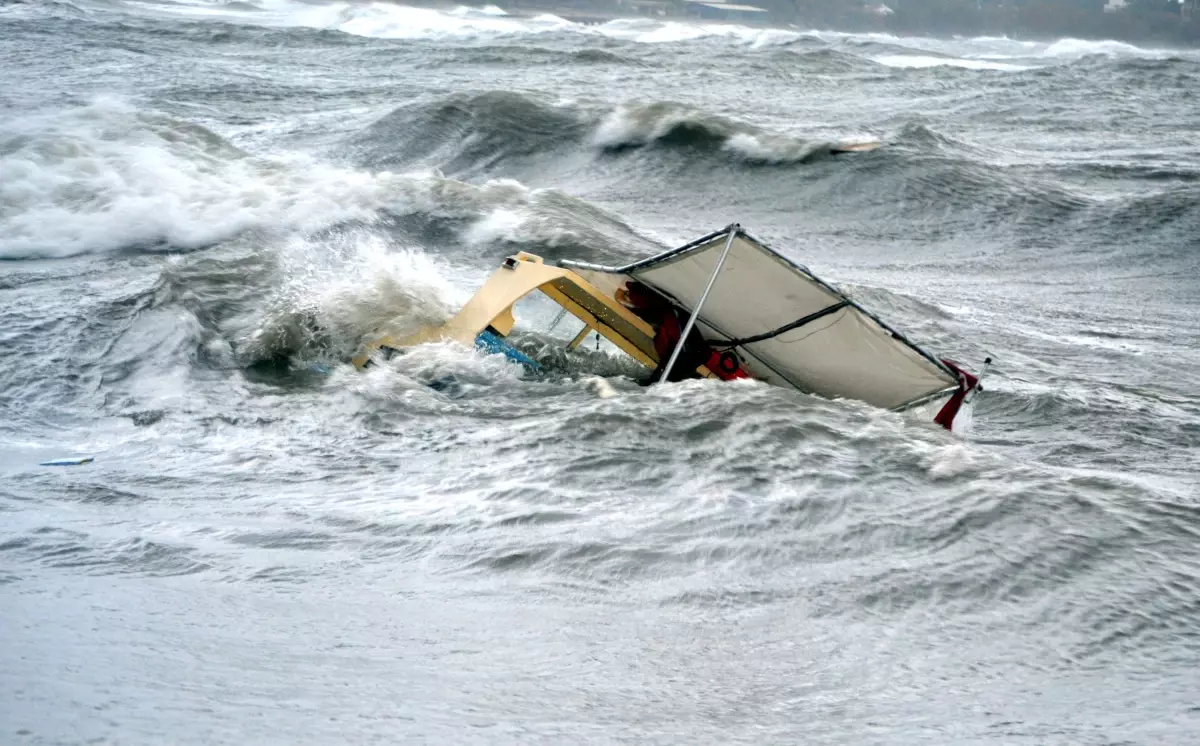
(3, 2, 1200, 743)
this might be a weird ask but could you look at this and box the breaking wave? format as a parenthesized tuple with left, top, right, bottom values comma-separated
(356, 92, 877, 173)
(592, 17, 805, 46)
(0, 97, 382, 258)
(0, 97, 659, 261)
(592, 102, 864, 163)
(91, 0, 1198, 69)
(123, 0, 576, 39)
(1039, 37, 1172, 59)
(234, 232, 466, 366)
(870, 55, 1030, 71)
(354, 90, 591, 171)
(339, 90, 1200, 265)
(17, 94, 1189, 277)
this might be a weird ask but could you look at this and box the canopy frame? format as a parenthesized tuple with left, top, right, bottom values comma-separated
(561, 224, 960, 410)
(658, 224, 739, 384)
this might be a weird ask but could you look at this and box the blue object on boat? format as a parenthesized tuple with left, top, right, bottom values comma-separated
(475, 330, 543, 374)
(40, 456, 94, 466)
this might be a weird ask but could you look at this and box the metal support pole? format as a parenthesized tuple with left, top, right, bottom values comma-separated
(963, 357, 992, 405)
(658, 224, 739, 384)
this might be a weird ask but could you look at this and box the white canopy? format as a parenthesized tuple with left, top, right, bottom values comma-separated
(562, 225, 958, 410)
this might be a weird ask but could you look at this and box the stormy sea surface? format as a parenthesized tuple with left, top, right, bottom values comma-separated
(3, 1, 1200, 743)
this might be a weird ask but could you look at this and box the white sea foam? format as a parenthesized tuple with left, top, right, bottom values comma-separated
(574, 13, 801, 46)
(592, 17, 802, 46)
(591, 104, 690, 149)
(722, 132, 827, 163)
(450, 4, 509, 17)
(0, 98, 389, 258)
(1040, 37, 1158, 59)
(116, 0, 1188, 64)
(160, 0, 577, 38)
(592, 103, 835, 163)
(318, 4, 574, 39)
(464, 207, 526, 247)
(809, 30, 1176, 68)
(0, 98, 614, 259)
(871, 54, 1029, 71)
(240, 230, 470, 363)
(125, 0, 795, 46)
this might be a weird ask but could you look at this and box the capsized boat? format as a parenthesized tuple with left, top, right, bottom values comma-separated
(352, 224, 987, 431)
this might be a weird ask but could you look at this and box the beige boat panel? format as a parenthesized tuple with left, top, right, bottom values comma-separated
(572, 268, 629, 300)
(539, 281, 658, 368)
(352, 252, 665, 371)
(352, 253, 567, 367)
(567, 324, 593, 350)
(545, 278, 658, 361)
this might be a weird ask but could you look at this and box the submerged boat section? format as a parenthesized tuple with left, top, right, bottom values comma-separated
(353, 225, 984, 430)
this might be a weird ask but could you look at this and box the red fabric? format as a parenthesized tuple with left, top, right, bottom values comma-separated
(652, 310, 748, 381)
(705, 349, 750, 381)
(626, 282, 750, 381)
(933, 360, 980, 431)
(653, 311, 681, 359)
(626, 282, 665, 313)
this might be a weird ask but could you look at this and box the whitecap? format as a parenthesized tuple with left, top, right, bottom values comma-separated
(871, 54, 1029, 71)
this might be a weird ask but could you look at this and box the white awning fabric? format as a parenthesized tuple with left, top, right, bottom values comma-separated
(564, 227, 958, 410)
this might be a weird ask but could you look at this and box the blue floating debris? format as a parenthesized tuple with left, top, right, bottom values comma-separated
(308, 363, 332, 374)
(474, 330, 543, 374)
(40, 457, 94, 467)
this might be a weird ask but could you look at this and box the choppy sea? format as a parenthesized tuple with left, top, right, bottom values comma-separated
(3, 1, 1200, 743)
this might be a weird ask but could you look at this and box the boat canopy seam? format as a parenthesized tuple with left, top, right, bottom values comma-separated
(714, 300, 851, 348)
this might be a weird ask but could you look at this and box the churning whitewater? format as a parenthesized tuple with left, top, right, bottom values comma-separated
(3, 1, 1200, 743)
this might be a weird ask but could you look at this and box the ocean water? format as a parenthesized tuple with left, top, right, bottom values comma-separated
(3, 1, 1200, 743)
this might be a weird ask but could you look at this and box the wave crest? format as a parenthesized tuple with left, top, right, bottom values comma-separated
(359, 93, 874, 171)
(0, 98, 383, 258)
(594, 102, 867, 164)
